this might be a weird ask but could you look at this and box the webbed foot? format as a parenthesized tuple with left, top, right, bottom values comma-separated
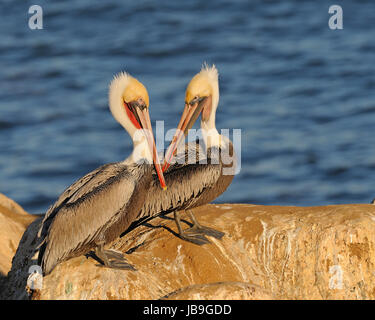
(179, 225, 211, 245)
(93, 244, 137, 271)
(173, 210, 225, 245)
(192, 224, 225, 239)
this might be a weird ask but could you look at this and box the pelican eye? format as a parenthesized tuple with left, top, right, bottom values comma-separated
(189, 96, 203, 106)
(128, 99, 147, 111)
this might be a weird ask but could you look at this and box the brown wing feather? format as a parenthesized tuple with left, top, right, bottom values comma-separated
(138, 141, 222, 219)
(37, 163, 113, 238)
(38, 162, 136, 274)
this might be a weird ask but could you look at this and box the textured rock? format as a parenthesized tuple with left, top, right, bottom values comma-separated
(161, 282, 274, 300)
(2, 202, 375, 300)
(0, 193, 36, 275)
(1, 217, 42, 300)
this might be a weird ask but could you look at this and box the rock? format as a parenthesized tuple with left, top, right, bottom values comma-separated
(0, 193, 36, 276)
(2, 202, 375, 300)
(1, 217, 42, 300)
(161, 282, 274, 300)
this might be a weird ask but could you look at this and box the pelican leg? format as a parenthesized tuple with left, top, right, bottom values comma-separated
(186, 210, 225, 240)
(94, 243, 136, 271)
(174, 211, 210, 245)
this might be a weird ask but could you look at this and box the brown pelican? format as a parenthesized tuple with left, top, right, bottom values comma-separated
(134, 64, 236, 245)
(37, 72, 166, 275)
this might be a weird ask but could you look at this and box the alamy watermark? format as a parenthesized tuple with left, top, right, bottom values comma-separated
(328, 5, 343, 30)
(27, 265, 43, 290)
(131, 121, 241, 176)
(28, 5, 43, 30)
(329, 265, 343, 289)
(28, 4, 343, 31)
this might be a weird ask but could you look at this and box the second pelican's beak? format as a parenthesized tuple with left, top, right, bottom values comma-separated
(162, 96, 211, 172)
(130, 102, 167, 190)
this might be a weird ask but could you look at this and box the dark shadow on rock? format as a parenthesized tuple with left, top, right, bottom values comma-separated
(121, 216, 196, 255)
(0, 273, 6, 295)
(118, 209, 194, 238)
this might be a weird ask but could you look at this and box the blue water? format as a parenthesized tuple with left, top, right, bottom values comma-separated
(1, 1, 374, 214)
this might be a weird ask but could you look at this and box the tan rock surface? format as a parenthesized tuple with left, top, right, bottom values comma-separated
(2, 202, 375, 300)
(0, 193, 36, 275)
(161, 282, 274, 300)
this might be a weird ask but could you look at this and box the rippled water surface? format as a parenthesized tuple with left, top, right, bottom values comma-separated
(1, 1, 374, 213)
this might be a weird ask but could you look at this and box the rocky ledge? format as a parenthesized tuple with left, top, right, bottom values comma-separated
(0, 194, 36, 276)
(1, 193, 375, 300)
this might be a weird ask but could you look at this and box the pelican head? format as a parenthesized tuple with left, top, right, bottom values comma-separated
(163, 64, 220, 171)
(109, 72, 150, 137)
(109, 72, 166, 189)
(185, 64, 219, 129)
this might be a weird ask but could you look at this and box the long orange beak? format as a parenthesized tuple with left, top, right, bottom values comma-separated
(162, 99, 205, 172)
(134, 107, 167, 190)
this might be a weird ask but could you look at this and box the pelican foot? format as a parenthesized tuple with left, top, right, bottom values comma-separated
(193, 225, 225, 239)
(103, 249, 125, 260)
(179, 228, 211, 246)
(94, 245, 136, 271)
(174, 210, 210, 245)
(100, 259, 137, 271)
(185, 210, 225, 240)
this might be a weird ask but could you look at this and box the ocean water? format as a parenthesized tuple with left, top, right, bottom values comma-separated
(0, 0, 374, 214)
